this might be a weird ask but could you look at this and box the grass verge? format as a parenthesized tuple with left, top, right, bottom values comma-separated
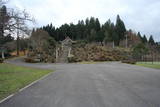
(136, 62, 160, 69)
(78, 61, 113, 64)
(0, 63, 53, 100)
(79, 61, 98, 64)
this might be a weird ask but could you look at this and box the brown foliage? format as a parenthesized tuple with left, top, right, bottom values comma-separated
(72, 44, 131, 62)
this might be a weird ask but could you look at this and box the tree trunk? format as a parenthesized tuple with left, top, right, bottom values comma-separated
(17, 36, 20, 56)
(152, 52, 154, 64)
(23, 50, 26, 55)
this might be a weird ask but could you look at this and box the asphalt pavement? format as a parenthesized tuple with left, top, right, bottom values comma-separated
(0, 58, 160, 107)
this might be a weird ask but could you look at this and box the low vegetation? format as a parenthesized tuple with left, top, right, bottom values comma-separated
(71, 44, 131, 62)
(136, 62, 160, 69)
(0, 63, 52, 100)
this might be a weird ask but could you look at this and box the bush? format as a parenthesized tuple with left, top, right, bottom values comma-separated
(0, 58, 4, 63)
(24, 57, 40, 63)
(121, 59, 136, 64)
(45, 56, 55, 63)
(72, 44, 132, 62)
(93, 54, 115, 61)
(132, 43, 149, 60)
(68, 55, 78, 63)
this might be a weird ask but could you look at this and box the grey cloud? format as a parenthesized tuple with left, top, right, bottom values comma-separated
(7, 0, 160, 41)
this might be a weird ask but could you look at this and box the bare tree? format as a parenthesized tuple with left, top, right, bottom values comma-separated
(0, 2, 35, 57)
(9, 9, 35, 55)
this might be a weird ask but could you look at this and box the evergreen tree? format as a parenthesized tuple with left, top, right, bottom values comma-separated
(149, 35, 155, 45)
(137, 32, 142, 40)
(0, 5, 9, 37)
(87, 29, 96, 42)
(102, 20, 112, 42)
(0, 5, 13, 50)
(142, 35, 148, 43)
(89, 17, 96, 30)
(104, 31, 109, 43)
(40, 16, 126, 44)
(95, 18, 101, 32)
(95, 30, 105, 44)
(137, 32, 148, 44)
(69, 23, 76, 40)
(115, 15, 126, 45)
(95, 18, 102, 42)
(102, 20, 118, 46)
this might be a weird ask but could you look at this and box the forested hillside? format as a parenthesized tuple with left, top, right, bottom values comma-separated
(38, 15, 158, 47)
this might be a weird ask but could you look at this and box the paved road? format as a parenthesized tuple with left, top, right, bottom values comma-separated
(1, 58, 160, 107)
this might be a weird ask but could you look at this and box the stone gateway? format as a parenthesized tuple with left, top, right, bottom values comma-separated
(56, 37, 74, 63)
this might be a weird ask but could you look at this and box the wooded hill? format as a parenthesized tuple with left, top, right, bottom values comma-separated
(38, 15, 158, 46)
(27, 15, 160, 63)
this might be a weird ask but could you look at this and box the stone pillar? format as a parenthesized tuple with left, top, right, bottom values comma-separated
(112, 41, 115, 48)
(68, 47, 71, 57)
(56, 48, 59, 62)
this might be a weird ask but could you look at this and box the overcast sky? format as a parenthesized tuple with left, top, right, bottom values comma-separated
(7, 0, 160, 41)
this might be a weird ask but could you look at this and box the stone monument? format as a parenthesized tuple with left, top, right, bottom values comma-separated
(56, 36, 74, 63)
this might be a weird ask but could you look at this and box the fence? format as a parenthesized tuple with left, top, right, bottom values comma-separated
(138, 54, 160, 64)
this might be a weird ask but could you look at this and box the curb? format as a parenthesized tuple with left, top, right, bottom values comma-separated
(0, 71, 54, 104)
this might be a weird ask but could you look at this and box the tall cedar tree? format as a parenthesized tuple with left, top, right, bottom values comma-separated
(115, 15, 126, 45)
